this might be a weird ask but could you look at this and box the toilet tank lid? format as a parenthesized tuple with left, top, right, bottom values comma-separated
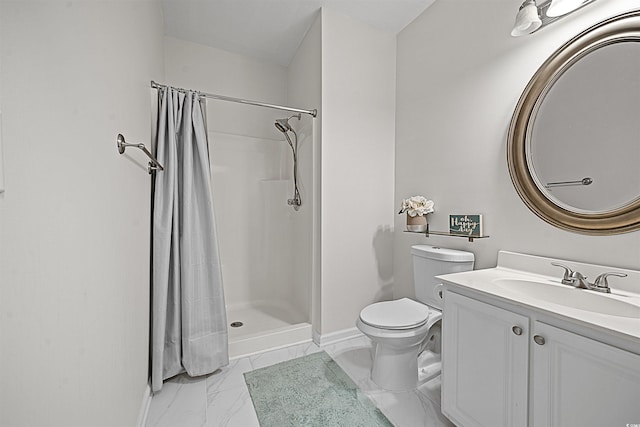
(411, 245, 474, 262)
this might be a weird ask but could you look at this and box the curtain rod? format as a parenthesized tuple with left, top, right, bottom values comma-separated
(150, 81, 317, 118)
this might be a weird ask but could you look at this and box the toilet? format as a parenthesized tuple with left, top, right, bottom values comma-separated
(356, 245, 474, 391)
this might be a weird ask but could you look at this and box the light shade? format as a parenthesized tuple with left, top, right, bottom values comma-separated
(547, 0, 591, 17)
(511, 0, 542, 37)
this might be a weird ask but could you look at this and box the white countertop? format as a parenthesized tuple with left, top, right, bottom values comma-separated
(436, 251, 640, 345)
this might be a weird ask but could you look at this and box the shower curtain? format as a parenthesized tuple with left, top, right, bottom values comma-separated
(151, 86, 228, 392)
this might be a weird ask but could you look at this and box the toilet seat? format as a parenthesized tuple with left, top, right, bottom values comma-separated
(359, 298, 431, 330)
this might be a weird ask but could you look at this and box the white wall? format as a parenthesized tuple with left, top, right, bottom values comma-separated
(0, 3, 3, 193)
(164, 37, 311, 316)
(0, 1, 163, 426)
(394, 0, 640, 298)
(320, 8, 396, 335)
(287, 14, 322, 322)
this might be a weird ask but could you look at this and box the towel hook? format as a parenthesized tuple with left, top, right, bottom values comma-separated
(116, 134, 163, 174)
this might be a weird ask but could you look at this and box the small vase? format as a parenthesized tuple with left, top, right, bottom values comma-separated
(406, 213, 428, 232)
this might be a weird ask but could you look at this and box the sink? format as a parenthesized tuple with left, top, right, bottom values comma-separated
(493, 279, 640, 318)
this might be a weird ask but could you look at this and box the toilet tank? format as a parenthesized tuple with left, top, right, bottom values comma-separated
(412, 245, 474, 310)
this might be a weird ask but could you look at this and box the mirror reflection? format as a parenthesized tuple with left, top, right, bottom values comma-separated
(529, 42, 640, 213)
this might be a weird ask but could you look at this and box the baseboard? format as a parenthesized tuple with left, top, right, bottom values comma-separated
(137, 382, 152, 427)
(314, 327, 363, 347)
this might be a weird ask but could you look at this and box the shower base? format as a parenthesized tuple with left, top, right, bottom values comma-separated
(226, 300, 311, 359)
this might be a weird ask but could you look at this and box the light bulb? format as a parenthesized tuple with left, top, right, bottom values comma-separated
(511, 0, 542, 37)
(547, 0, 591, 18)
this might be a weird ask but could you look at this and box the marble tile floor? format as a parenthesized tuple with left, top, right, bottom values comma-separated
(146, 335, 455, 427)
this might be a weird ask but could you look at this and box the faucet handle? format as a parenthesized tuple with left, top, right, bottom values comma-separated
(593, 272, 627, 289)
(551, 262, 575, 284)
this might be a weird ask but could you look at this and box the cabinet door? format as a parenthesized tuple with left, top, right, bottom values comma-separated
(442, 292, 529, 427)
(532, 322, 640, 427)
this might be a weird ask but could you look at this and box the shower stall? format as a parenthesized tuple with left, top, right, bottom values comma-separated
(206, 99, 316, 358)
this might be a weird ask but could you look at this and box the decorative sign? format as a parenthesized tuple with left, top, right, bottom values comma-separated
(449, 215, 483, 237)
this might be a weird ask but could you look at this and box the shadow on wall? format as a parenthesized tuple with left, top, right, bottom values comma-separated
(373, 225, 394, 301)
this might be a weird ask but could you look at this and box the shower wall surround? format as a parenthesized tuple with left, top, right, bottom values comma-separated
(164, 6, 399, 344)
(164, 37, 313, 334)
(287, 17, 322, 327)
(393, 0, 640, 299)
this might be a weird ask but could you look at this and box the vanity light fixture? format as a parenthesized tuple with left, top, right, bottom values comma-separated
(511, 0, 542, 37)
(511, 0, 599, 37)
(547, 0, 596, 17)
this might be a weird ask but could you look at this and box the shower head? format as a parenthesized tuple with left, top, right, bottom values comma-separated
(273, 113, 302, 211)
(274, 119, 291, 133)
(274, 113, 301, 133)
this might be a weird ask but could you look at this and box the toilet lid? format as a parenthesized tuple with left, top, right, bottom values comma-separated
(359, 298, 431, 330)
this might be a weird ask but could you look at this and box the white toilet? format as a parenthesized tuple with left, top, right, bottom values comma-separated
(356, 245, 474, 391)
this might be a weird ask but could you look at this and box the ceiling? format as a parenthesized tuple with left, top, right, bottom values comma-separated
(161, 0, 436, 67)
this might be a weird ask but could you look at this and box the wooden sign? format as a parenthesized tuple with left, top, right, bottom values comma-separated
(449, 215, 483, 237)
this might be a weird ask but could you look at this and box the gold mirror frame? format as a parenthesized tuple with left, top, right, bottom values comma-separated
(508, 10, 640, 235)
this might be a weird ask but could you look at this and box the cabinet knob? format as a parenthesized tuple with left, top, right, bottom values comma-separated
(533, 335, 546, 345)
(512, 326, 523, 336)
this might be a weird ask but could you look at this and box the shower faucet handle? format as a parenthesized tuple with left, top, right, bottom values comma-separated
(287, 197, 301, 206)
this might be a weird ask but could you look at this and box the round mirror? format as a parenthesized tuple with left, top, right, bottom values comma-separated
(508, 10, 640, 234)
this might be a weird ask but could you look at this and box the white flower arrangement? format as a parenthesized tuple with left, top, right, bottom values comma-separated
(398, 196, 434, 217)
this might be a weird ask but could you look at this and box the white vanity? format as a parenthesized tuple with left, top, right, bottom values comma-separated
(437, 251, 640, 427)
(444, 10, 640, 427)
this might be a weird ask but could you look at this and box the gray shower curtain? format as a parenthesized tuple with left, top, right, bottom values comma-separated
(151, 87, 228, 392)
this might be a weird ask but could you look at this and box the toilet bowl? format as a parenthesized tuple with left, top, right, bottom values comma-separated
(356, 245, 474, 391)
(357, 298, 442, 391)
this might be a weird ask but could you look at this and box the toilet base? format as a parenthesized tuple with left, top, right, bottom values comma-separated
(370, 344, 442, 391)
(371, 342, 421, 391)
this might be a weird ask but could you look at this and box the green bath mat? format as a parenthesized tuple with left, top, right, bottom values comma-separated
(244, 351, 393, 427)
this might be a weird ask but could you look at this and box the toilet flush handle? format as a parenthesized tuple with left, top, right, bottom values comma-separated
(434, 284, 444, 300)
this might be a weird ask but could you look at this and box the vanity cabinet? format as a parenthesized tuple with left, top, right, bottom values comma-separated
(442, 291, 640, 427)
(531, 322, 640, 427)
(442, 291, 529, 427)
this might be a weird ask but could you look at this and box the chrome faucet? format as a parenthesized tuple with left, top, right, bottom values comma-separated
(551, 262, 627, 293)
(591, 272, 628, 293)
(551, 262, 579, 285)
